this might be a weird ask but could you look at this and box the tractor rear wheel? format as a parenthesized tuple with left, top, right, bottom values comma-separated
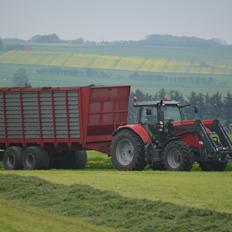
(23, 146, 50, 170)
(163, 140, 194, 171)
(199, 161, 227, 171)
(111, 130, 146, 170)
(3, 146, 23, 170)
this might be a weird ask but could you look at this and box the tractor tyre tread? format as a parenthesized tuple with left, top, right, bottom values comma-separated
(199, 161, 227, 171)
(111, 130, 146, 171)
(23, 146, 49, 170)
(164, 140, 194, 171)
(73, 150, 87, 169)
(3, 146, 23, 170)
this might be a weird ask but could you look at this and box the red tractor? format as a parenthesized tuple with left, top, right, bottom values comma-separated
(110, 99, 232, 171)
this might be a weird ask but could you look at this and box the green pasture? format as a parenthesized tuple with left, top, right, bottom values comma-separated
(1, 151, 232, 213)
(0, 43, 232, 95)
(1, 151, 232, 231)
(30, 43, 232, 61)
(0, 63, 231, 95)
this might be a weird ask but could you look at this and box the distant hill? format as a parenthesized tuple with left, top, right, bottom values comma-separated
(1, 33, 231, 48)
(1, 38, 28, 51)
(30, 34, 60, 43)
(2, 38, 27, 45)
(138, 34, 228, 48)
(79, 34, 230, 48)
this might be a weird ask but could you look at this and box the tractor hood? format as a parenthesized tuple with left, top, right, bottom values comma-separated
(171, 120, 212, 133)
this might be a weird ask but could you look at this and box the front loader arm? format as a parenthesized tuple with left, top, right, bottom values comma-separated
(173, 120, 232, 162)
(204, 120, 232, 150)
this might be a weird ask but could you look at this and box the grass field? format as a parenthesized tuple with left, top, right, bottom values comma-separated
(1, 151, 232, 231)
(0, 43, 232, 231)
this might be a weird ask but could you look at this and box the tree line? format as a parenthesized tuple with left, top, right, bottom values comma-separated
(2, 33, 230, 48)
(8, 68, 232, 129)
(128, 88, 232, 129)
(0, 38, 3, 50)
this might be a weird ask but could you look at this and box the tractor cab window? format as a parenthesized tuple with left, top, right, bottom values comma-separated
(161, 105, 182, 123)
(141, 107, 158, 125)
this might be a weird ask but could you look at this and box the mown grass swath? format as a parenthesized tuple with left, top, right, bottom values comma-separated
(0, 197, 115, 232)
(0, 174, 232, 232)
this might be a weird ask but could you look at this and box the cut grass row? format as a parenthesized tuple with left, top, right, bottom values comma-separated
(1, 174, 232, 232)
(3, 169, 231, 214)
(1, 151, 232, 214)
(0, 197, 116, 232)
(1, 150, 232, 214)
(0, 51, 231, 75)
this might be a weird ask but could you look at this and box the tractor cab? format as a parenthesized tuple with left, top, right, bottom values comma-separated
(135, 100, 184, 125)
(133, 100, 186, 145)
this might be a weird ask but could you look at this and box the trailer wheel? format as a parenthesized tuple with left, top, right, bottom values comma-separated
(3, 146, 23, 170)
(163, 140, 194, 171)
(73, 150, 87, 169)
(61, 150, 87, 169)
(199, 161, 227, 171)
(111, 130, 146, 170)
(23, 146, 50, 170)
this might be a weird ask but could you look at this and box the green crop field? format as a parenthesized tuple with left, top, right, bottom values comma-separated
(0, 45, 232, 95)
(1, 43, 232, 95)
(1, 151, 232, 231)
(29, 43, 232, 61)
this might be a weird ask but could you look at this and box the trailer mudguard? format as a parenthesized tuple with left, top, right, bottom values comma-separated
(112, 124, 152, 144)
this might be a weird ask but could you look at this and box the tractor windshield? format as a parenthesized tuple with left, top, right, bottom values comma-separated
(161, 105, 182, 123)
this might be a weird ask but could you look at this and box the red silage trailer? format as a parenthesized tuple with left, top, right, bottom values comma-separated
(0, 85, 130, 169)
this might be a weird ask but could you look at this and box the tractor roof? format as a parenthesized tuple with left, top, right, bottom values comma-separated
(134, 100, 180, 107)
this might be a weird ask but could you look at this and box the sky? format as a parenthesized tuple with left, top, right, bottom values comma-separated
(1, 0, 232, 43)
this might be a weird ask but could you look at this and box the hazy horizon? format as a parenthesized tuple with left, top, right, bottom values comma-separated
(1, 0, 232, 43)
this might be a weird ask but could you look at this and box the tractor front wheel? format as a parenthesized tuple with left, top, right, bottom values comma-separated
(163, 140, 194, 171)
(199, 161, 227, 171)
(111, 130, 146, 170)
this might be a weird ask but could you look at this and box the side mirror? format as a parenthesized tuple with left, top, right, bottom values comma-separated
(146, 108, 152, 115)
(194, 106, 199, 113)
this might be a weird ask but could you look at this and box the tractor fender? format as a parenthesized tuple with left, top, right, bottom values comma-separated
(163, 137, 180, 147)
(112, 124, 152, 144)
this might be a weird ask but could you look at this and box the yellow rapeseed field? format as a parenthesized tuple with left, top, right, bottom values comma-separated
(0, 51, 231, 75)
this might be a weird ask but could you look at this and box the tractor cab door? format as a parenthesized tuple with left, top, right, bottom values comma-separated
(140, 106, 159, 142)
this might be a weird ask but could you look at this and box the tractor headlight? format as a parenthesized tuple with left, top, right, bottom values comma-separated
(159, 121, 164, 131)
